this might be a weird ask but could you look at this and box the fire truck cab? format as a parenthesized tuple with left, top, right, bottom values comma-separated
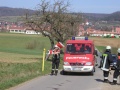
(62, 36, 97, 75)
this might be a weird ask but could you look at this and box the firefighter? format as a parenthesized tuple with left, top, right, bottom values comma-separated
(50, 46, 60, 76)
(101, 46, 113, 83)
(110, 48, 120, 85)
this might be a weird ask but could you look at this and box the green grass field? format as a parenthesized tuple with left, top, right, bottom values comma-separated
(0, 33, 64, 90)
(0, 33, 50, 55)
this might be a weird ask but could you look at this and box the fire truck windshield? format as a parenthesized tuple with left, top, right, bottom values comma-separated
(66, 43, 92, 54)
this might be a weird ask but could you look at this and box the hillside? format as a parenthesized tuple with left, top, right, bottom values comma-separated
(102, 11, 120, 21)
(0, 7, 120, 22)
(83, 13, 109, 18)
(0, 7, 35, 16)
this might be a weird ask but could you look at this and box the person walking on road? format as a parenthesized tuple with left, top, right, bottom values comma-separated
(101, 46, 113, 83)
(50, 42, 64, 76)
(51, 46, 60, 76)
(110, 48, 120, 85)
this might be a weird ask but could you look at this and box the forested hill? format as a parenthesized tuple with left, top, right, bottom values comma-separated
(102, 11, 120, 21)
(83, 11, 120, 21)
(0, 7, 35, 16)
(0, 7, 120, 21)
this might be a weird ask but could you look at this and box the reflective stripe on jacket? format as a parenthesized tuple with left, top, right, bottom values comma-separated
(101, 51, 113, 71)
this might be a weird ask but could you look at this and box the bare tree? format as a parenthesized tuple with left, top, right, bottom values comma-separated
(25, 0, 82, 49)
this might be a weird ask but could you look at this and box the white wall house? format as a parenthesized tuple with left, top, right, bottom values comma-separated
(9, 29, 25, 33)
(25, 30, 41, 34)
(7, 25, 41, 35)
(8, 25, 25, 33)
(9, 28, 25, 33)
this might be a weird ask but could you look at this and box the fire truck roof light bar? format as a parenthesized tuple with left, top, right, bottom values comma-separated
(72, 36, 88, 40)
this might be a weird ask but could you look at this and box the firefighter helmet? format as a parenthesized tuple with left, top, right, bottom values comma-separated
(117, 48, 120, 53)
(106, 46, 111, 50)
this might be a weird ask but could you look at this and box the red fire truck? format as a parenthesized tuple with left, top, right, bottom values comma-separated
(62, 36, 97, 75)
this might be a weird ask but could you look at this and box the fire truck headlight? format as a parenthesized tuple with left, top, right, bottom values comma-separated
(64, 62, 69, 65)
(113, 62, 116, 65)
(85, 62, 92, 65)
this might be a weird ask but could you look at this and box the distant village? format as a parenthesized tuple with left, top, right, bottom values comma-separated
(0, 20, 120, 38)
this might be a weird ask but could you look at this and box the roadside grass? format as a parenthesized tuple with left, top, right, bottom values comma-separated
(0, 62, 41, 90)
(0, 55, 63, 90)
(0, 60, 63, 90)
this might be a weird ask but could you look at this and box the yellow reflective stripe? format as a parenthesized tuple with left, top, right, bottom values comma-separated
(103, 54, 107, 57)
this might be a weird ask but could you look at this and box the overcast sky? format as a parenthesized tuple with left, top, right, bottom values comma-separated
(0, 0, 120, 14)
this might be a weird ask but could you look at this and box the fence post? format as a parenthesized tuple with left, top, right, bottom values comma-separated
(42, 48, 46, 72)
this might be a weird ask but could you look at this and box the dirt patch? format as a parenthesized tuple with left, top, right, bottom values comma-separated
(90, 37, 120, 48)
(0, 52, 42, 63)
(0, 59, 39, 63)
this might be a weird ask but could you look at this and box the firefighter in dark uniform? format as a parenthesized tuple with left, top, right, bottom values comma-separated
(101, 46, 113, 83)
(51, 46, 60, 76)
(110, 48, 120, 85)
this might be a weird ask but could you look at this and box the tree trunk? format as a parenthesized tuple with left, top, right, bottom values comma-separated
(48, 36, 55, 49)
(45, 35, 55, 60)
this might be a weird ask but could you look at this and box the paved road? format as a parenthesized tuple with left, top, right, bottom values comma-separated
(8, 54, 106, 90)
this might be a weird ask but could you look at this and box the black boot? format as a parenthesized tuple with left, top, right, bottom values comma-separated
(51, 70, 54, 75)
(98, 65, 101, 68)
(110, 80, 117, 85)
(55, 70, 58, 76)
(103, 79, 109, 83)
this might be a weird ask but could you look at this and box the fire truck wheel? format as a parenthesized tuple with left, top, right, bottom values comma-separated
(94, 67, 95, 72)
(90, 68, 95, 76)
(90, 71, 94, 76)
(61, 70, 68, 75)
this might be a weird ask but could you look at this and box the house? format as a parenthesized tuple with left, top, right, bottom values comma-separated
(7, 25, 25, 33)
(77, 25, 119, 37)
(25, 26, 41, 34)
(115, 27, 120, 34)
(25, 29, 41, 34)
(7, 24, 41, 34)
